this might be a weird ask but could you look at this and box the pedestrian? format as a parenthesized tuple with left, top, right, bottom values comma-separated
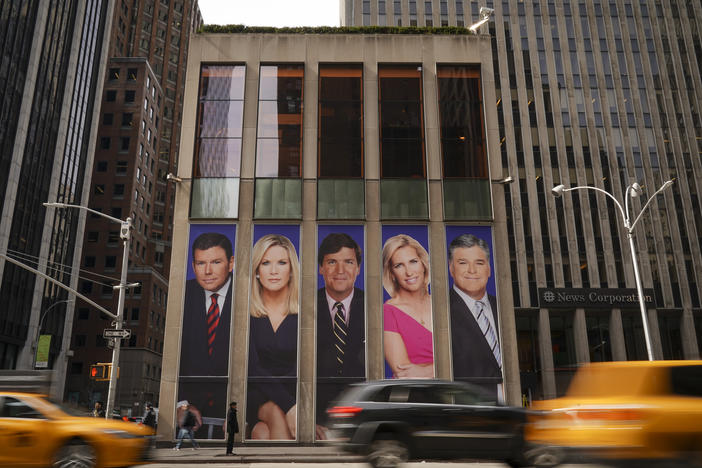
(174, 402, 200, 450)
(92, 401, 105, 418)
(143, 403, 157, 431)
(225, 401, 239, 455)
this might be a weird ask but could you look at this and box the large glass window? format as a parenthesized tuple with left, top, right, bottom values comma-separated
(659, 310, 684, 360)
(191, 64, 245, 218)
(254, 64, 304, 218)
(516, 309, 543, 403)
(550, 309, 577, 396)
(621, 310, 649, 360)
(586, 311, 612, 362)
(317, 65, 364, 219)
(379, 65, 427, 219)
(437, 66, 491, 220)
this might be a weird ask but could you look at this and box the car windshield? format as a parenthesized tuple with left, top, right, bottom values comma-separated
(44, 398, 90, 417)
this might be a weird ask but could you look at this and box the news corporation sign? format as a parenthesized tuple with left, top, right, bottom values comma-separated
(538, 288, 656, 309)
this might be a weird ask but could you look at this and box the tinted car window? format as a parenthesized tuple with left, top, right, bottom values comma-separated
(670, 366, 702, 397)
(1, 397, 43, 419)
(388, 386, 409, 403)
(448, 385, 497, 406)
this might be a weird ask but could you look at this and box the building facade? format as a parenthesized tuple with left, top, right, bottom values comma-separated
(343, 0, 702, 401)
(0, 1, 114, 399)
(159, 30, 513, 444)
(64, 0, 202, 414)
(64, 58, 166, 413)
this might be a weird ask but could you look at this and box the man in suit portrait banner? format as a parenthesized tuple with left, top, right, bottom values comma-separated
(315, 226, 365, 439)
(178, 225, 236, 440)
(446, 226, 503, 401)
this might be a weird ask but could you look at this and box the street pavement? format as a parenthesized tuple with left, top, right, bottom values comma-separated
(147, 444, 603, 467)
(150, 444, 363, 464)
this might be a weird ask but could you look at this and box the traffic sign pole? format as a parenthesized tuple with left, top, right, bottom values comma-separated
(105, 219, 132, 419)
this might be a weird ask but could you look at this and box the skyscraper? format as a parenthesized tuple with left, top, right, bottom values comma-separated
(64, 0, 202, 413)
(0, 1, 114, 400)
(343, 0, 702, 399)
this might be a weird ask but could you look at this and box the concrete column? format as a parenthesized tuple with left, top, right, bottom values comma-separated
(573, 308, 590, 363)
(538, 308, 557, 399)
(609, 309, 627, 361)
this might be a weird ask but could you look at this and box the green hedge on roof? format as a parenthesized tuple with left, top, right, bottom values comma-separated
(200, 24, 475, 35)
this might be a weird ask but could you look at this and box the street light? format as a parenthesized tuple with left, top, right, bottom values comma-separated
(33, 299, 73, 368)
(468, 7, 494, 33)
(44, 202, 132, 418)
(551, 180, 674, 361)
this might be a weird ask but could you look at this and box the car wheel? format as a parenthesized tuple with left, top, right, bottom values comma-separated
(367, 434, 409, 468)
(52, 438, 97, 468)
(523, 445, 564, 467)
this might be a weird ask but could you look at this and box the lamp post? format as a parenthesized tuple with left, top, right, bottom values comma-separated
(551, 180, 674, 361)
(33, 299, 73, 368)
(44, 202, 132, 418)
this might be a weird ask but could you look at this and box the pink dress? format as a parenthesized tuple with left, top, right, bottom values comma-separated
(383, 303, 434, 365)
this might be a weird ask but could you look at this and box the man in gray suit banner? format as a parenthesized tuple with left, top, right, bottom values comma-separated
(448, 234, 502, 398)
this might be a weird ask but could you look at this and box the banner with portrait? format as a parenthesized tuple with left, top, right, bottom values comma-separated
(445, 226, 503, 399)
(315, 225, 366, 439)
(381, 225, 434, 379)
(245, 224, 301, 440)
(178, 223, 236, 439)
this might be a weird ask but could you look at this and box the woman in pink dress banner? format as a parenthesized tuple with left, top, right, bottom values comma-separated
(381, 227, 434, 379)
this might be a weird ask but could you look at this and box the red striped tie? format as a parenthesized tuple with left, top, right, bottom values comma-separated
(207, 293, 220, 356)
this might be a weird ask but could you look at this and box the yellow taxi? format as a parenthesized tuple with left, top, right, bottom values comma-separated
(525, 360, 702, 467)
(0, 392, 154, 468)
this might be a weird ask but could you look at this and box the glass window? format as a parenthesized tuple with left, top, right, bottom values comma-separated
(106, 90, 116, 101)
(121, 112, 133, 127)
(659, 310, 684, 360)
(190, 178, 240, 218)
(103, 113, 113, 125)
(109, 68, 120, 80)
(516, 310, 543, 403)
(437, 66, 488, 179)
(550, 309, 577, 396)
(378, 65, 427, 219)
(318, 65, 363, 178)
(125, 90, 135, 102)
(127, 68, 138, 80)
(255, 64, 304, 178)
(586, 311, 612, 362)
(378, 65, 425, 178)
(193, 65, 245, 181)
(0, 397, 43, 419)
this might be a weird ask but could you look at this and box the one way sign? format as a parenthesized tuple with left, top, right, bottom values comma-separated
(103, 328, 132, 339)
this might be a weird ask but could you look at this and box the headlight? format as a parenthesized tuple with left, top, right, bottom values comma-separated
(102, 428, 141, 439)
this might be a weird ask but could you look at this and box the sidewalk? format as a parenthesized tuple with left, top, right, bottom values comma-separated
(151, 443, 364, 464)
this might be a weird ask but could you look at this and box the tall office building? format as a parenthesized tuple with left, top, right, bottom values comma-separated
(343, 0, 702, 399)
(64, 0, 202, 413)
(0, 2, 114, 399)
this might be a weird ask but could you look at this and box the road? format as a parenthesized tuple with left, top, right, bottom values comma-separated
(146, 463, 604, 468)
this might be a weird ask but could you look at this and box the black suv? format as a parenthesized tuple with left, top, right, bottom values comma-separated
(326, 379, 529, 468)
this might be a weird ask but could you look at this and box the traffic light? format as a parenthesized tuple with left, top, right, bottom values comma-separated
(89, 363, 112, 381)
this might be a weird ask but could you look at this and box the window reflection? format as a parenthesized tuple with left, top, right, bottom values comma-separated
(437, 66, 487, 179)
(255, 65, 304, 178)
(191, 64, 245, 218)
(378, 65, 425, 178)
(318, 65, 363, 178)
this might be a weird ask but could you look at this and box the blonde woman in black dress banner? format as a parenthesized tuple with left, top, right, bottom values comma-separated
(246, 228, 300, 440)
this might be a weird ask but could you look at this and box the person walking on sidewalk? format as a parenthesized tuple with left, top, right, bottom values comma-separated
(143, 403, 157, 431)
(225, 401, 239, 455)
(174, 403, 200, 450)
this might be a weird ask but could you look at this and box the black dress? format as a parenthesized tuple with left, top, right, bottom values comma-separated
(246, 313, 298, 437)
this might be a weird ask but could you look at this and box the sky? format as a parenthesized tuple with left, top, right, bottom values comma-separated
(197, 0, 340, 27)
